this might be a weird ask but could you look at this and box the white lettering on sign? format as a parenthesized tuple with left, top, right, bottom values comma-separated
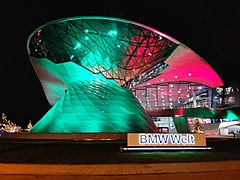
(139, 133, 169, 145)
(138, 133, 195, 145)
(170, 134, 195, 145)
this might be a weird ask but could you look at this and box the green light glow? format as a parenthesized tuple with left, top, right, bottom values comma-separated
(224, 110, 239, 120)
(74, 43, 81, 49)
(108, 30, 117, 36)
(30, 79, 158, 133)
(172, 117, 190, 133)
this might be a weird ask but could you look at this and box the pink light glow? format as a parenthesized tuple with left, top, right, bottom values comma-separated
(136, 44, 224, 88)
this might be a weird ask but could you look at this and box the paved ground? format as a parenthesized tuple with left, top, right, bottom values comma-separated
(0, 160, 240, 179)
(1, 136, 240, 179)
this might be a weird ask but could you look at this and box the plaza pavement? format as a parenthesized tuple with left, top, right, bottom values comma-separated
(0, 160, 240, 179)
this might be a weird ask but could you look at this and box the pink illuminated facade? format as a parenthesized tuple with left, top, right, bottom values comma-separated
(131, 43, 224, 111)
(137, 44, 224, 89)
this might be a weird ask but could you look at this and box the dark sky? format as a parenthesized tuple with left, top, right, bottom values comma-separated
(1, 0, 240, 127)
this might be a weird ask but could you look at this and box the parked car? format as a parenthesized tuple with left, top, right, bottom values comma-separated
(228, 124, 240, 135)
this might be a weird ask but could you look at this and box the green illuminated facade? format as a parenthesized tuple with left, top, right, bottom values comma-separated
(32, 79, 155, 133)
(27, 16, 178, 133)
(28, 57, 157, 132)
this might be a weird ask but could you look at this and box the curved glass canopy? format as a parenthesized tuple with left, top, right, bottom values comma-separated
(28, 16, 178, 88)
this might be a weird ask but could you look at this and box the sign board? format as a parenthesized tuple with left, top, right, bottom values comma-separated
(127, 133, 206, 147)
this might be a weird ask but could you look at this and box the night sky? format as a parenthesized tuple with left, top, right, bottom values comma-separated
(1, 0, 240, 127)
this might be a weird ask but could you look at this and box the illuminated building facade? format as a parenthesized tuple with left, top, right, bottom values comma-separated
(27, 16, 224, 133)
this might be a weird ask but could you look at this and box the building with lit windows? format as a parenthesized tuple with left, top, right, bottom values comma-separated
(27, 16, 228, 133)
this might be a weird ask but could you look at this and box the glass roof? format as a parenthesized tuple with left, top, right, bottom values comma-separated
(29, 17, 178, 87)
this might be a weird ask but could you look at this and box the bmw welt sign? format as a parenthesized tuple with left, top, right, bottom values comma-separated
(127, 133, 206, 146)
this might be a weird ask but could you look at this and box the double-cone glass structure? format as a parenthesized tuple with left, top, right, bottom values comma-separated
(27, 16, 223, 133)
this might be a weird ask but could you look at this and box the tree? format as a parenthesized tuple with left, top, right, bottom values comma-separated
(192, 118, 204, 134)
(1, 113, 22, 133)
(25, 120, 33, 132)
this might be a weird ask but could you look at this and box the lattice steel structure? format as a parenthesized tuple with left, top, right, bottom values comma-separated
(29, 17, 177, 88)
